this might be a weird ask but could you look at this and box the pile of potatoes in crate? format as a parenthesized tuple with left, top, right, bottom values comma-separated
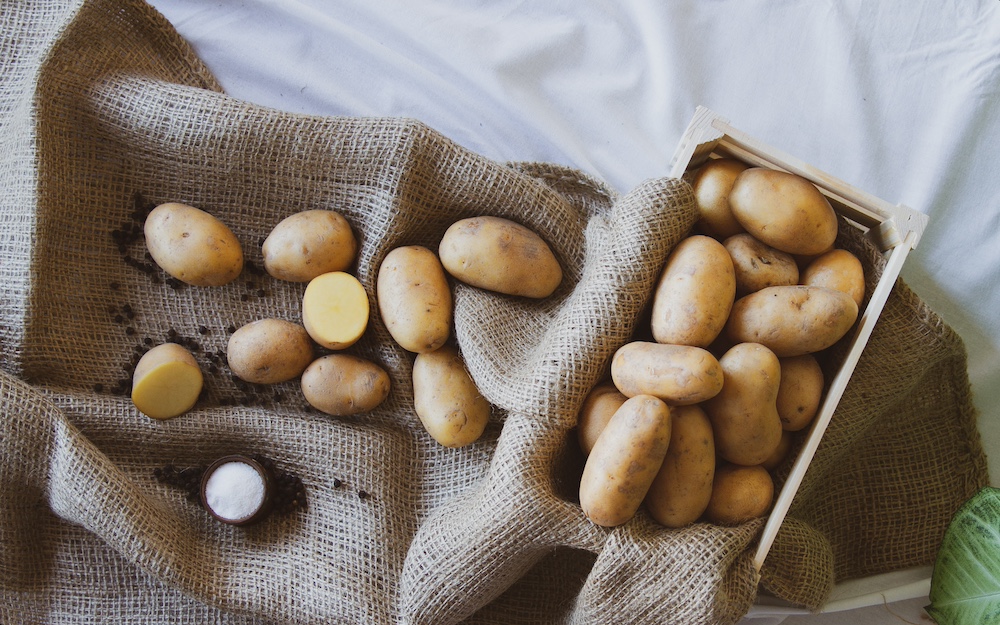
(130, 201, 564, 451)
(577, 158, 866, 529)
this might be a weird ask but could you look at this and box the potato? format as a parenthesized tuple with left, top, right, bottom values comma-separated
(262, 209, 358, 282)
(302, 271, 370, 350)
(644, 404, 715, 529)
(227, 318, 314, 384)
(611, 341, 724, 405)
(300, 354, 390, 416)
(776, 354, 824, 432)
(761, 430, 794, 472)
(650, 235, 736, 347)
(691, 158, 749, 239)
(724, 233, 799, 294)
(412, 345, 490, 448)
(728, 168, 839, 256)
(377, 246, 453, 353)
(438, 216, 562, 298)
(801, 248, 866, 308)
(725, 285, 859, 357)
(131, 342, 203, 420)
(703, 342, 783, 466)
(144, 202, 243, 286)
(579, 395, 672, 527)
(704, 463, 774, 525)
(577, 382, 628, 455)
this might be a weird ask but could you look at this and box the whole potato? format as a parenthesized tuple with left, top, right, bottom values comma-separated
(438, 216, 562, 298)
(801, 248, 866, 308)
(725, 285, 859, 357)
(703, 342, 783, 466)
(144, 202, 243, 286)
(301, 354, 390, 416)
(724, 233, 799, 294)
(131, 342, 203, 420)
(704, 463, 774, 526)
(577, 382, 628, 455)
(650, 235, 736, 347)
(761, 430, 794, 472)
(691, 158, 749, 240)
(377, 245, 453, 353)
(412, 345, 491, 448)
(227, 318, 314, 384)
(644, 404, 716, 529)
(262, 209, 358, 282)
(611, 341, 724, 405)
(579, 395, 672, 527)
(776, 354, 824, 432)
(729, 168, 839, 256)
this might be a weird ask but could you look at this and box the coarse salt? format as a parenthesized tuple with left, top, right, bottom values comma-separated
(203, 460, 266, 522)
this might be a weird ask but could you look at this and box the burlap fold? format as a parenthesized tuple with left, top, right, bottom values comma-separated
(1, 1, 989, 623)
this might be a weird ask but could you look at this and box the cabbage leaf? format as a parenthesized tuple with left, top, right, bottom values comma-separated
(927, 487, 1000, 624)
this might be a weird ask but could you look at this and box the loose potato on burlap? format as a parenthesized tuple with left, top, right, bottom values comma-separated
(131, 342, 203, 420)
(438, 215, 562, 298)
(262, 209, 358, 283)
(412, 345, 491, 448)
(301, 271, 370, 350)
(377, 245, 453, 354)
(576, 382, 629, 456)
(300, 353, 390, 417)
(227, 318, 314, 384)
(144, 202, 243, 286)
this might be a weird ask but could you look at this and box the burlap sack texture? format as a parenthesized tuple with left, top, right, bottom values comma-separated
(0, 1, 989, 624)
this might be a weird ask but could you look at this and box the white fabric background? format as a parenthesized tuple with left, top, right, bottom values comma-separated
(146, 1, 1000, 622)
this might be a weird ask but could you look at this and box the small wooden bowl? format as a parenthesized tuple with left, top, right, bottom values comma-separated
(200, 455, 274, 526)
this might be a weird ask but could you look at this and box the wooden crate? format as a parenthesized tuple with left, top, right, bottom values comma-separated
(668, 106, 928, 572)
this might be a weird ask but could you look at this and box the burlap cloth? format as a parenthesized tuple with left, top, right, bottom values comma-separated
(0, 1, 989, 623)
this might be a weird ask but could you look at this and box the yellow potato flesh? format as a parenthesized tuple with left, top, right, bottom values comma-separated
(131, 344, 203, 420)
(302, 271, 369, 350)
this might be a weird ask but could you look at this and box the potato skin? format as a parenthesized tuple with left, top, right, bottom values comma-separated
(300, 354, 390, 416)
(650, 235, 736, 347)
(577, 382, 628, 455)
(703, 343, 783, 466)
(144, 202, 243, 286)
(729, 168, 838, 256)
(691, 158, 749, 240)
(644, 404, 715, 529)
(776, 354, 824, 432)
(725, 285, 859, 357)
(438, 216, 562, 298)
(412, 345, 490, 448)
(704, 463, 774, 525)
(724, 233, 799, 294)
(611, 341, 723, 405)
(377, 246, 453, 353)
(227, 318, 314, 384)
(801, 248, 866, 308)
(579, 395, 672, 527)
(262, 209, 358, 282)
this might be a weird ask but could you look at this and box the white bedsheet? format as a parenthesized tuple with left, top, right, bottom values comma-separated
(146, 1, 1000, 621)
